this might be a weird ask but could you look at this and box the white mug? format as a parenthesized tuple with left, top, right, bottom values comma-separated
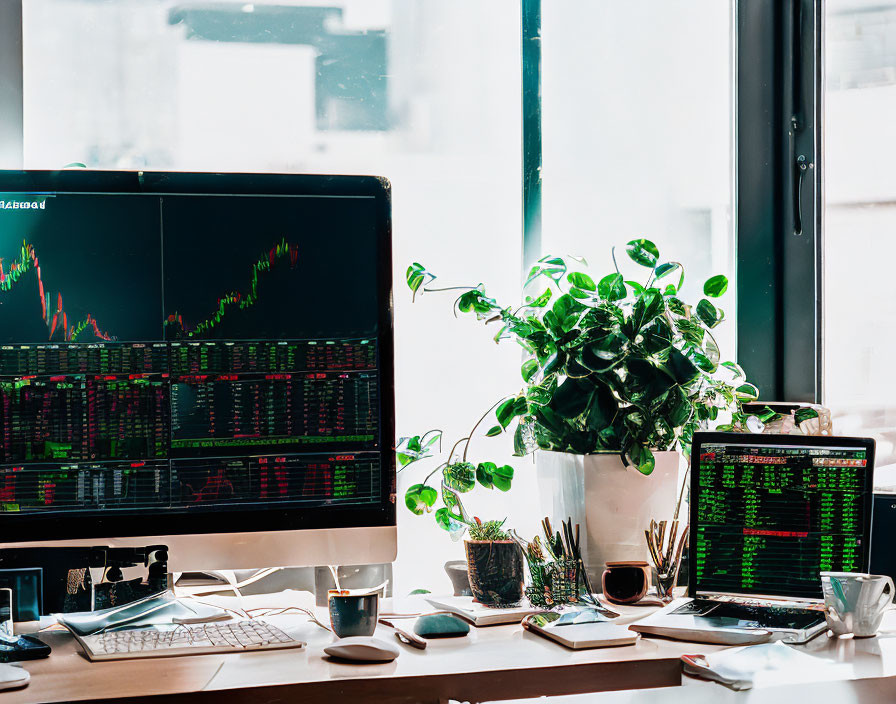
(821, 571, 895, 638)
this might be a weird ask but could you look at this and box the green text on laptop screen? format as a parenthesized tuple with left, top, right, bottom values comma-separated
(695, 441, 871, 600)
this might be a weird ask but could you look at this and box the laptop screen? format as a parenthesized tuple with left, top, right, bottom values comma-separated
(692, 435, 874, 600)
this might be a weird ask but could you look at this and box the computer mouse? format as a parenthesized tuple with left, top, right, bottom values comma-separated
(323, 636, 400, 662)
(0, 663, 29, 691)
(414, 613, 470, 638)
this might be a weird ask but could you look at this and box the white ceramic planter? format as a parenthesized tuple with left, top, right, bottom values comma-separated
(535, 450, 683, 585)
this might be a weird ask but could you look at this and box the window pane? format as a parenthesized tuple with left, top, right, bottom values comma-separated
(22, 0, 522, 592)
(824, 2, 896, 478)
(541, 0, 736, 359)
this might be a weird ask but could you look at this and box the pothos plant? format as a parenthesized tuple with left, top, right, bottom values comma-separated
(397, 405, 516, 538)
(406, 239, 759, 475)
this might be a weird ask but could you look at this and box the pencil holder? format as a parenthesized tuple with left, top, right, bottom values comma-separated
(525, 558, 584, 608)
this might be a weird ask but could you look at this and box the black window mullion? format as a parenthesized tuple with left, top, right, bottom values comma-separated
(737, 0, 821, 403)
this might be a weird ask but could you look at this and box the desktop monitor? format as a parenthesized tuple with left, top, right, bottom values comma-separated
(0, 171, 396, 571)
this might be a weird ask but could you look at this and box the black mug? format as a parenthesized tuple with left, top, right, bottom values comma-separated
(328, 591, 379, 637)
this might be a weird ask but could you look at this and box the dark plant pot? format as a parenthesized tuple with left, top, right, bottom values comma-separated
(464, 540, 524, 607)
(444, 560, 473, 597)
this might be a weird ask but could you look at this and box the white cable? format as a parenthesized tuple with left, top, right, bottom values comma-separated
(173, 567, 284, 598)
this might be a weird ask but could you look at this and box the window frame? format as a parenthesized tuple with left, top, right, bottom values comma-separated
(735, 0, 823, 403)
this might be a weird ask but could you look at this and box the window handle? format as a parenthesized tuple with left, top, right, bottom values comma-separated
(794, 154, 807, 236)
(794, 154, 810, 237)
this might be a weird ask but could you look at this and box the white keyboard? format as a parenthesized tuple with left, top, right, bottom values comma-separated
(76, 620, 305, 661)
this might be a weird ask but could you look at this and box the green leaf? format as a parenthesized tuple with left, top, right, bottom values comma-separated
(485, 424, 502, 437)
(704, 335, 720, 367)
(475, 461, 496, 489)
(685, 344, 716, 373)
(626, 358, 675, 405)
(641, 318, 674, 355)
(580, 333, 625, 371)
(667, 347, 701, 385)
(675, 318, 704, 346)
(703, 274, 729, 298)
(626, 239, 660, 268)
(685, 344, 716, 372)
(492, 464, 514, 491)
(408, 589, 431, 595)
(663, 386, 692, 427)
(794, 408, 819, 425)
(406, 262, 434, 301)
(404, 484, 438, 515)
(496, 398, 522, 428)
(422, 431, 442, 450)
(667, 297, 688, 316)
(552, 294, 585, 325)
(628, 444, 656, 475)
(627, 289, 664, 335)
(721, 361, 745, 378)
(567, 272, 596, 291)
(521, 359, 539, 382)
(654, 262, 684, 292)
(434, 507, 464, 532)
(527, 374, 557, 405)
(444, 462, 476, 493)
(527, 288, 553, 308)
(625, 280, 646, 297)
(569, 287, 590, 299)
(598, 273, 627, 301)
(456, 288, 500, 319)
(735, 382, 760, 401)
(525, 257, 567, 287)
(476, 462, 514, 491)
(549, 378, 591, 419)
(396, 432, 441, 467)
(695, 299, 720, 328)
(584, 382, 618, 432)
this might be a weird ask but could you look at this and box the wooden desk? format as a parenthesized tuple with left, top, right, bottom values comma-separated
(3, 598, 725, 704)
(19, 595, 896, 704)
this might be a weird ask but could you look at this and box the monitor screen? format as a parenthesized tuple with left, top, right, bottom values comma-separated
(692, 435, 873, 600)
(0, 172, 394, 542)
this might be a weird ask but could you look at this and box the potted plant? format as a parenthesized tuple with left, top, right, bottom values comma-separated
(406, 239, 757, 582)
(397, 417, 521, 602)
(464, 519, 524, 607)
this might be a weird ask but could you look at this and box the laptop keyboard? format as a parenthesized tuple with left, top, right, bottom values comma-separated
(672, 599, 825, 630)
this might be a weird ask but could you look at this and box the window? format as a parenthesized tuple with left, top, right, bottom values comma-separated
(7, 0, 742, 591)
(541, 1, 736, 360)
(824, 1, 896, 477)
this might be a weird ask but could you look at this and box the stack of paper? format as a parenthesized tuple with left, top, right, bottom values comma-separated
(682, 641, 852, 690)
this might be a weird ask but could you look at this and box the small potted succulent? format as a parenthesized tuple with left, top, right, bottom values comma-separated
(407, 239, 758, 582)
(464, 519, 524, 607)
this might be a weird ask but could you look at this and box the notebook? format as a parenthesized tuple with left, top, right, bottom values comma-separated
(522, 608, 638, 649)
(424, 596, 537, 626)
(630, 432, 875, 644)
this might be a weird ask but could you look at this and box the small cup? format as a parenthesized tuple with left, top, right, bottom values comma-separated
(328, 590, 379, 638)
(601, 561, 650, 605)
(821, 572, 895, 638)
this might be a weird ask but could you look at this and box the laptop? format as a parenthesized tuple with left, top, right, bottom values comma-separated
(630, 432, 875, 644)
